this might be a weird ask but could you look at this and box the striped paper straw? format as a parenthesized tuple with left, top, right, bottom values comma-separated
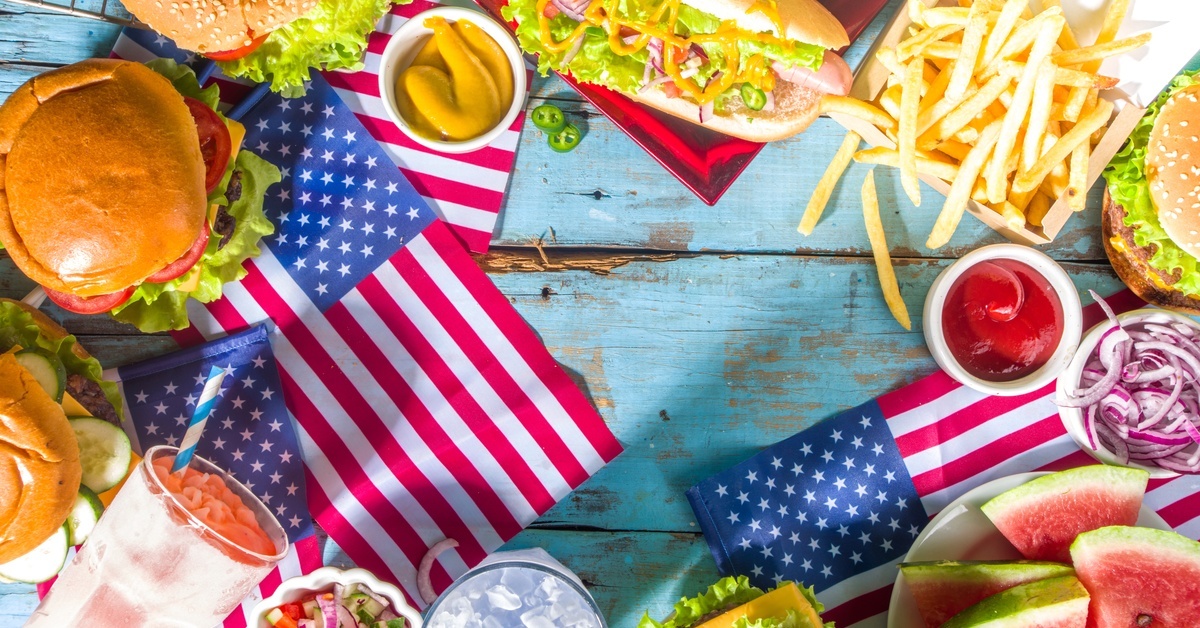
(170, 365, 228, 474)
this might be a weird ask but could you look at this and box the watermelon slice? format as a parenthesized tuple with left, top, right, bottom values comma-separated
(900, 560, 1075, 628)
(942, 575, 1090, 628)
(980, 466, 1148, 562)
(1071, 526, 1200, 628)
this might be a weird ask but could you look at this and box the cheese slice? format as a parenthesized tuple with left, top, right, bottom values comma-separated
(698, 583, 822, 628)
(208, 117, 247, 223)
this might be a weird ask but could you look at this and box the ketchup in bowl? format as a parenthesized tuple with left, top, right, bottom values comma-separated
(941, 259, 1064, 382)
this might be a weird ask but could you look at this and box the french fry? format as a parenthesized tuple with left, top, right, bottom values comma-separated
(928, 119, 1004, 249)
(898, 24, 965, 61)
(907, 0, 926, 27)
(1065, 0, 1132, 122)
(984, 16, 1063, 204)
(946, 0, 991, 99)
(918, 73, 1011, 145)
(935, 139, 972, 161)
(853, 147, 961, 181)
(919, 59, 955, 116)
(820, 95, 897, 130)
(997, 62, 1119, 90)
(982, 6, 1063, 78)
(923, 42, 962, 59)
(1021, 64, 1057, 173)
(981, 0, 1030, 69)
(1013, 97, 1114, 194)
(1052, 32, 1152, 67)
(876, 48, 905, 77)
(1067, 139, 1090, 212)
(861, 170, 911, 331)
(879, 84, 903, 120)
(798, 131, 860, 236)
(1040, 0, 1081, 51)
(900, 56, 924, 206)
(1026, 192, 1053, 227)
(989, 200, 1027, 231)
(923, 7, 972, 28)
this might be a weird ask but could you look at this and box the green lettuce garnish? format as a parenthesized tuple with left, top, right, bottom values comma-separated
(217, 0, 411, 97)
(1103, 70, 1200, 296)
(0, 300, 121, 416)
(637, 577, 832, 628)
(110, 60, 280, 333)
(502, 0, 825, 99)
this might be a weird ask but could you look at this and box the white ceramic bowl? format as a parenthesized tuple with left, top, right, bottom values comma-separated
(251, 566, 424, 628)
(1056, 308, 1200, 480)
(377, 6, 526, 154)
(923, 244, 1083, 396)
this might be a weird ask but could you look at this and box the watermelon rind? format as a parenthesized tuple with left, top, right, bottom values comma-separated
(1071, 526, 1200, 628)
(979, 465, 1149, 561)
(900, 560, 1075, 628)
(941, 575, 1090, 628)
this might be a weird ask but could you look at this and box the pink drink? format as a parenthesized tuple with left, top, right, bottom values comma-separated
(26, 446, 287, 627)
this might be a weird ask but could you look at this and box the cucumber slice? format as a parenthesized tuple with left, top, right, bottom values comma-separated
(14, 348, 66, 403)
(69, 417, 133, 493)
(0, 524, 68, 583)
(66, 486, 104, 546)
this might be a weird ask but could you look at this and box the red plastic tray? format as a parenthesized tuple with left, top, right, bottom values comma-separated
(474, 0, 891, 204)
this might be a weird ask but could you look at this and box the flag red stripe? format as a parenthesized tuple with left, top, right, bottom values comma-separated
(400, 168, 504, 213)
(453, 227, 494, 256)
(171, 323, 209, 349)
(1035, 449, 1096, 472)
(341, 105, 519, 172)
(893, 384, 1053, 458)
(877, 370, 960, 419)
(205, 294, 252, 335)
(295, 535, 324, 573)
(245, 265, 486, 567)
(1154, 489, 1200, 529)
(354, 274, 557, 513)
(419, 223, 624, 465)
(911, 414, 1067, 498)
(258, 566, 284, 598)
(821, 583, 893, 627)
(223, 612, 245, 628)
(323, 298, 528, 538)
(387, 253, 590, 493)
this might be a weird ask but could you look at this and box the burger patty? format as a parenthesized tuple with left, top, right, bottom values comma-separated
(213, 170, 242, 250)
(1102, 191, 1182, 289)
(1102, 190, 1200, 315)
(65, 373, 120, 426)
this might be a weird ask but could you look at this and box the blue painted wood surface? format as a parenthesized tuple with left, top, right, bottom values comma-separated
(0, 0, 1172, 625)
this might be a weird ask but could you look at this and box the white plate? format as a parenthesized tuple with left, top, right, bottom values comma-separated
(885, 472, 1170, 628)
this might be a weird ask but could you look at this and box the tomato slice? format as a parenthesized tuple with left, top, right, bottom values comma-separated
(145, 221, 210, 284)
(183, 97, 232, 194)
(204, 33, 269, 61)
(43, 285, 135, 315)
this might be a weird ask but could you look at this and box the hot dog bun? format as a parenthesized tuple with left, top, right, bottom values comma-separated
(684, 0, 849, 50)
(630, 77, 823, 143)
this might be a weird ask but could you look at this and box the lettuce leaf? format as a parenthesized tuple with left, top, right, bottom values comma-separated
(1103, 70, 1200, 296)
(503, 0, 824, 99)
(111, 151, 279, 332)
(638, 578, 833, 628)
(0, 300, 121, 417)
(217, 0, 409, 97)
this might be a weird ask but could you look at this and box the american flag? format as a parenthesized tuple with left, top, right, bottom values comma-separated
(688, 291, 1200, 628)
(113, 0, 524, 254)
(110, 16, 622, 622)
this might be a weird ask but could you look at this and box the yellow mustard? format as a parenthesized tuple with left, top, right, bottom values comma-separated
(396, 17, 514, 142)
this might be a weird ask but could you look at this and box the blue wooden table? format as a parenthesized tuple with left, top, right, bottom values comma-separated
(0, 0, 1171, 625)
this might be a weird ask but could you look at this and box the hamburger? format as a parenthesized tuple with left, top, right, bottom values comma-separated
(0, 298, 122, 568)
(120, 0, 406, 96)
(639, 576, 832, 628)
(502, 0, 851, 142)
(1103, 70, 1200, 314)
(0, 58, 278, 333)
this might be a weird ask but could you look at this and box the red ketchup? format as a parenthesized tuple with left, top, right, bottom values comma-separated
(941, 259, 1064, 382)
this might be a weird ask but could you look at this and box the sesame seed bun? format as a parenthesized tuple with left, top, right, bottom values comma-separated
(0, 59, 208, 297)
(1147, 84, 1200, 252)
(1102, 188, 1200, 315)
(120, 0, 319, 53)
(0, 351, 80, 564)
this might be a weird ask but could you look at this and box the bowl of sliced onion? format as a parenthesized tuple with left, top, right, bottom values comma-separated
(1056, 294, 1200, 478)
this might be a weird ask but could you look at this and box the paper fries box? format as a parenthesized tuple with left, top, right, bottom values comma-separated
(828, 0, 1199, 246)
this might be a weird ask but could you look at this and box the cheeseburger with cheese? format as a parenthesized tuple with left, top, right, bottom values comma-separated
(1103, 71, 1200, 313)
(639, 576, 832, 628)
(0, 58, 277, 333)
(503, 0, 851, 142)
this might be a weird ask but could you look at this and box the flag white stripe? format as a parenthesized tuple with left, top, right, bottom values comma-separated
(249, 249, 506, 551)
(239, 544, 304, 625)
(902, 397, 1060, 478)
(919, 435, 1080, 516)
(422, 196, 502, 233)
(817, 556, 903, 609)
(377, 261, 571, 499)
(1145, 475, 1200, 512)
(187, 299, 229, 339)
(406, 235, 608, 476)
(339, 286, 542, 523)
(886, 386, 987, 438)
(1175, 514, 1200, 540)
(109, 368, 143, 456)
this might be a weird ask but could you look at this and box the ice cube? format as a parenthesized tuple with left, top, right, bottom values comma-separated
(536, 574, 565, 604)
(486, 584, 523, 611)
(500, 566, 536, 595)
(520, 608, 557, 628)
(482, 615, 504, 628)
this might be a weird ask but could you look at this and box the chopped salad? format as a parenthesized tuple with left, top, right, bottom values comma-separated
(265, 582, 406, 628)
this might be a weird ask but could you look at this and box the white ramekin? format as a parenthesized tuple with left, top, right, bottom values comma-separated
(376, 6, 526, 154)
(923, 244, 1083, 396)
(251, 566, 424, 628)
(1056, 308, 1200, 479)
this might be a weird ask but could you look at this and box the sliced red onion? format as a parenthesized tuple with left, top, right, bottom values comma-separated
(417, 538, 459, 605)
(550, 0, 586, 21)
(698, 100, 714, 123)
(622, 33, 641, 45)
(639, 74, 674, 93)
(559, 34, 585, 67)
(762, 90, 775, 111)
(1057, 291, 1200, 474)
(680, 67, 699, 79)
(642, 59, 652, 88)
(690, 43, 709, 64)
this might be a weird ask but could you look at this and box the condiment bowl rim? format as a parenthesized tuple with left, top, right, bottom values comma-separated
(249, 566, 424, 628)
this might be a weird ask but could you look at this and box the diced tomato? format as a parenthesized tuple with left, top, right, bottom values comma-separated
(267, 610, 298, 628)
(670, 46, 688, 65)
(182, 97, 232, 194)
(145, 221, 210, 284)
(279, 603, 304, 621)
(662, 82, 682, 98)
(43, 285, 135, 315)
(542, 2, 559, 18)
(204, 33, 268, 61)
(618, 25, 639, 38)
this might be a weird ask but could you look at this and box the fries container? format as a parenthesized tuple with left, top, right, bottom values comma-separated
(828, 0, 1194, 246)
